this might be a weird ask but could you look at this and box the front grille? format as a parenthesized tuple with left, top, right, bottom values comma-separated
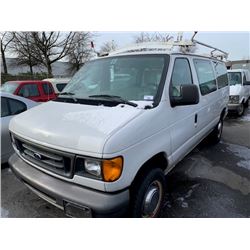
(14, 135, 75, 178)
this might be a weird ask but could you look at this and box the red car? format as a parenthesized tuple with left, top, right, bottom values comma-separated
(1, 80, 57, 102)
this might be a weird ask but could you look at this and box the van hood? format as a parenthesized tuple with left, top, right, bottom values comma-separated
(9, 101, 144, 155)
(230, 85, 242, 95)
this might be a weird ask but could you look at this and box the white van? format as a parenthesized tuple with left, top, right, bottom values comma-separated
(43, 78, 71, 94)
(9, 40, 229, 218)
(227, 69, 250, 116)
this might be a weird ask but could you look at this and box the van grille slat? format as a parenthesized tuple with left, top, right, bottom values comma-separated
(22, 143, 63, 161)
(14, 136, 74, 178)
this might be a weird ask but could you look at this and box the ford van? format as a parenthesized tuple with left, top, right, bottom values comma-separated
(9, 41, 229, 217)
(227, 69, 250, 116)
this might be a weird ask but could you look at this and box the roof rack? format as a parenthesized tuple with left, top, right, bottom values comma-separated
(107, 32, 229, 60)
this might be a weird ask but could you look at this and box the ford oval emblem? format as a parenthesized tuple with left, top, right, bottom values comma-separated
(34, 152, 42, 160)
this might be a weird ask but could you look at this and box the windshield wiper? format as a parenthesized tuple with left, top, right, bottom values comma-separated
(59, 92, 75, 96)
(58, 92, 78, 103)
(88, 95, 138, 107)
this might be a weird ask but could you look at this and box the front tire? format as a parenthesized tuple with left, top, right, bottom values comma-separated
(130, 168, 166, 218)
(237, 103, 244, 116)
(209, 118, 223, 144)
(244, 98, 249, 108)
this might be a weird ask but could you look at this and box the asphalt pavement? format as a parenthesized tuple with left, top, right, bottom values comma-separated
(1, 107, 250, 218)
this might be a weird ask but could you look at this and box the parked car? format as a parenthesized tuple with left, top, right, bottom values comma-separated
(1, 80, 57, 102)
(227, 69, 250, 116)
(43, 78, 71, 94)
(8, 41, 229, 218)
(1, 92, 37, 164)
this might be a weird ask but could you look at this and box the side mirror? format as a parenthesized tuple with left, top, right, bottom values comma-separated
(171, 84, 199, 107)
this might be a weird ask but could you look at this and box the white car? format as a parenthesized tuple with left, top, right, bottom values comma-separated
(43, 78, 71, 94)
(228, 69, 250, 116)
(9, 40, 229, 217)
(1, 92, 37, 164)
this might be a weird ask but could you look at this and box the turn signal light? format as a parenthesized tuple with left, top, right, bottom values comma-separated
(102, 157, 123, 182)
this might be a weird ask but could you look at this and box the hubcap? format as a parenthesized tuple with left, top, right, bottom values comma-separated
(238, 104, 244, 115)
(142, 180, 163, 218)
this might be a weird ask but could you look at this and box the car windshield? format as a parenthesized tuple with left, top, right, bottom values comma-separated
(228, 72, 242, 86)
(1, 82, 19, 94)
(61, 55, 168, 103)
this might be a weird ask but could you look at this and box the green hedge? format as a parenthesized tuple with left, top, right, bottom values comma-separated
(1, 72, 49, 84)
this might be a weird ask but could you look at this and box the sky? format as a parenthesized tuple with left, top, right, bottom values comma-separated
(94, 31, 250, 61)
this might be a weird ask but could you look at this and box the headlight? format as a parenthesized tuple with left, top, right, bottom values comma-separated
(84, 159, 101, 177)
(229, 95, 239, 104)
(75, 156, 123, 182)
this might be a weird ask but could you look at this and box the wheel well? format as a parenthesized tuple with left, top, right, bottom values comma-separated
(131, 152, 168, 188)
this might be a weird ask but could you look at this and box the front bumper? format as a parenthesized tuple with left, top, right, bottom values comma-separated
(9, 153, 129, 217)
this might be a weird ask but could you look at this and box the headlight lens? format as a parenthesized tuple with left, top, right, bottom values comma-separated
(229, 95, 239, 104)
(84, 159, 101, 177)
(75, 156, 123, 182)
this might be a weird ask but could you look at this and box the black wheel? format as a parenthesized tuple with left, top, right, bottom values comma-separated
(237, 103, 244, 116)
(130, 168, 165, 218)
(209, 118, 223, 144)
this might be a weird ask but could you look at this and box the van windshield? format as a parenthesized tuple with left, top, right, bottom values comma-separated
(61, 55, 168, 104)
(228, 72, 242, 86)
(1, 82, 19, 94)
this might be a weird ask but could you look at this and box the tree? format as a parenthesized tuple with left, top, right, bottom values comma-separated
(99, 40, 118, 54)
(67, 32, 93, 73)
(0, 32, 14, 74)
(11, 32, 41, 75)
(134, 32, 174, 43)
(31, 32, 76, 77)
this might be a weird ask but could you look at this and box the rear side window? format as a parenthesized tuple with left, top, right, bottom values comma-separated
(194, 59, 217, 95)
(19, 84, 39, 97)
(1, 97, 10, 117)
(213, 62, 228, 89)
(56, 83, 67, 92)
(8, 98, 27, 115)
(171, 58, 193, 97)
(42, 83, 53, 95)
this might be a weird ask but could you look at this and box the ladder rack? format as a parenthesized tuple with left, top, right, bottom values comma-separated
(107, 32, 229, 61)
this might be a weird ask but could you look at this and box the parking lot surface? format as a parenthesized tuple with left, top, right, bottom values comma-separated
(1, 107, 250, 218)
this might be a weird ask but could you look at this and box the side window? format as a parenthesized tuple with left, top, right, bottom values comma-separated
(42, 83, 53, 95)
(19, 84, 39, 97)
(213, 62, 228, 89)
(8, 98, 27, 115)
(171, 58, 193, 97)
(194, 59, 217, 95)
(1, 97, 10, 117)
(56, 83, 67, 92)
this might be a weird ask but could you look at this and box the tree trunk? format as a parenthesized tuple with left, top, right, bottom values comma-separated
(29, 64, 33, 76)
(1, 43, 8, 74)
(47, 63, 53, 78)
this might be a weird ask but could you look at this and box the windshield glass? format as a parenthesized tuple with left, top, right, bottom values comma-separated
(62, 55, 168, 102)
(228, 72, 242, 86)
(1, 82, 19, 94)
